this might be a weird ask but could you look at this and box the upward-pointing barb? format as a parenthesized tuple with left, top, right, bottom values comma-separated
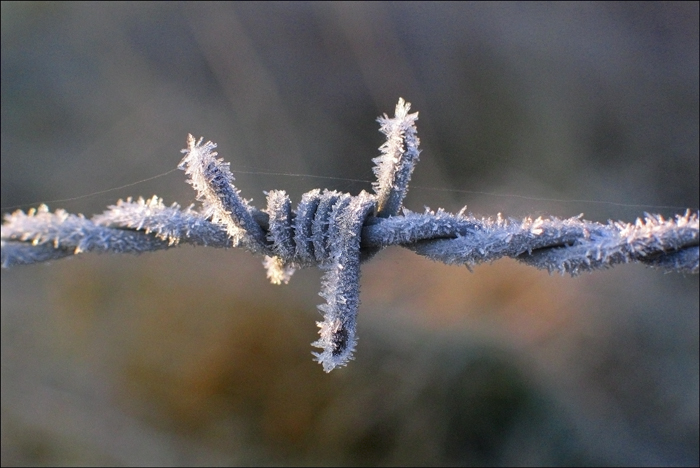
(373, 97, 421, 218)
(179, 134, 269, 252)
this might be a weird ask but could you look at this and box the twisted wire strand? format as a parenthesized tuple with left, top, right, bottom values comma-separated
(3, 198, 697, 370)
(360, 208, 699, 274)
(2, 98, 698, 371)
(4, 201, 696, 274)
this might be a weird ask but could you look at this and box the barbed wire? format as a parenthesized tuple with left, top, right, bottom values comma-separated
(2, 99, 698, 372)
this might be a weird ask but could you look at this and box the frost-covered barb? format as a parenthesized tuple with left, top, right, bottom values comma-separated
(178, 135, 269, 253)
(2, 99, 698, 372)
(373, 97, 420, 218)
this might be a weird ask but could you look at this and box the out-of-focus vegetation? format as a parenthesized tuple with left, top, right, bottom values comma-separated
(2, 2, 698, 465)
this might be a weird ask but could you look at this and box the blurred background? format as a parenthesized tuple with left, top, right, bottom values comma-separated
(1, 2, 698, 465)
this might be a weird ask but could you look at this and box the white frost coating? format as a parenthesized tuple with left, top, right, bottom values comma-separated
(263, 255, 296, 285)
(2, 100, 698, 372)
(312, 191, 376, 372)
(179, 134, 268, 252)
(265, 190, 295, 260)
(373, 97, 421, 217)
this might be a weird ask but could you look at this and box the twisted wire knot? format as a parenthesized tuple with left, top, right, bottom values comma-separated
(257, 188, 377, 370)
(172, 99, 420, 371)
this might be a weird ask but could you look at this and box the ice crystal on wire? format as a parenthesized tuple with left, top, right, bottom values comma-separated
(178, 134, 267, 252)
(263, 255, 295, 285)
(312, 191, 376, 372)
(373, 98, 421, 217)
(1, 100, 698, 372)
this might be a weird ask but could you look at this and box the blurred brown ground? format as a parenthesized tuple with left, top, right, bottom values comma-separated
(2, 2, 698, 466)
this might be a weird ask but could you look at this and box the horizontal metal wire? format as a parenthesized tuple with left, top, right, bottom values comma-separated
(2, 99, 697, 371)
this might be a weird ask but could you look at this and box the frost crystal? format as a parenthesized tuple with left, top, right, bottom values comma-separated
(312, 191, 376, 372)
(263, 255, 296, 285)
(179, 134, 268, 252)
(373, 98, 421, 217)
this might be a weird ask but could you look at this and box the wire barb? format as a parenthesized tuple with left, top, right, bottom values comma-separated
(2, 99, 698, 371)
(373, 97, 421, 218)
